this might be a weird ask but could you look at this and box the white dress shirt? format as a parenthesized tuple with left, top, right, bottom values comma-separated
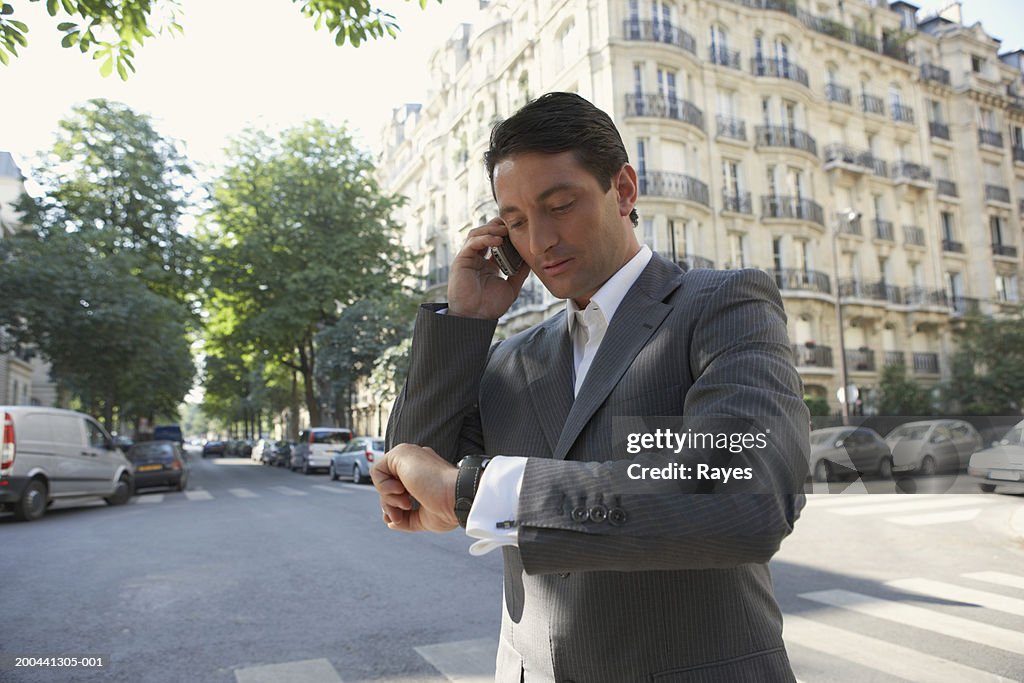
(466, 245, 653, 555)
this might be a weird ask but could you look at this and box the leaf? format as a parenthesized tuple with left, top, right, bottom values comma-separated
(334, 29, 346, 46)
(45, 0, 57, 15)
(100, 56, 113, 77)
(9, 19, 26, 31)
(116, 59, 127, 80)
(60, 0, 75, 15)
(0, 49, 8, 66)
(2, 4, 13, 16)
(57, 22, 76, 31)
(61, 32, 78, 48)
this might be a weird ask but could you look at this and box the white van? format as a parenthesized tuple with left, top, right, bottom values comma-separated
(1, 406, 135, 521)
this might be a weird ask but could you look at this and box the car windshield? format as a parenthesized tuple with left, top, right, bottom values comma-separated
(810, 429, 850, 445)
(373, 439, 385, 451)
(127, 442, 174, 462)
(312, 431, 350, 445)
(889, 426, 929, 440)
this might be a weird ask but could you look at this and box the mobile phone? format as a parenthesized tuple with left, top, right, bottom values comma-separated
(491, 235, 524, 276)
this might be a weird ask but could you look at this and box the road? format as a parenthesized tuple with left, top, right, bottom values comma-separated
(2, 453, 1022, 682)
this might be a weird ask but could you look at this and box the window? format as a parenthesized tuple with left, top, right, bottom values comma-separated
(783, 100, 798, 128)
(761, 97, 772, 125)
(633, 63, 644, 97)
(728, 233, 748, 268)
(995, 274, 1019, 302)
(990, 215, 1006, 246)
(971, 55, 985, 73)
(85, 420, 108, 449)
(979, 107, 996, 130)
(941, 212, 955, 242)
(710, 25, 728, 54)
(873, 194, 885, 219)
(766, 164, 778, 196)
(929, 99, 944, 124)
(643, 217, 655, 249)
(879, 257, 890, 286)
(947, 271, 963, 299)
(556, 20, 578, 71)
(722, 160, 742, 197)
(934, 154, 951, 178)
(1012, 125, 1023, 149)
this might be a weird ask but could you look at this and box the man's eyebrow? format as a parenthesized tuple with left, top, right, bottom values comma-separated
(498, 183, 579, 217)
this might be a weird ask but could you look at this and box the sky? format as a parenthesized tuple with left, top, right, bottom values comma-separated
(1, 0, 1022, 174)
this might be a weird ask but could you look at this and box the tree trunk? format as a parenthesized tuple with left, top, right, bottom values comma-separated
(299, 339, 320, 426)
(289, 370, 300, 440)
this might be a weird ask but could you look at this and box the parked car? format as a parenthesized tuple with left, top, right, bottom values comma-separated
(329, 436, 385, 484)
(886, 419, 982, 475)
(111, 434, 134, 453)
(270, 441, 293, 467)
(290, 427, 353, 474)
(968, 420, 1024, 493)
(127, 440, 189, 492)
(1, 406, 134, 521)
(251, 438, 275, 463)
(153, 424, 184, 445)
(809, 426, 892, 482)
(202, 440, 226, 458)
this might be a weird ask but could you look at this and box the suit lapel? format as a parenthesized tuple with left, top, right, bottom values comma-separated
(553, 255, 684, 460)
(521, 312, 574, 455)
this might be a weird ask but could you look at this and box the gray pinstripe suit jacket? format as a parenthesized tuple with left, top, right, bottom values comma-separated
(387, 254, 809, 682)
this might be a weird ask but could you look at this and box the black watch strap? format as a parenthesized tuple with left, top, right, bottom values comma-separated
(454, 455, 491, 528)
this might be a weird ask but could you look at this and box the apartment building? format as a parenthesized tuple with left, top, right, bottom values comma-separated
(378, 0, 1024, 414)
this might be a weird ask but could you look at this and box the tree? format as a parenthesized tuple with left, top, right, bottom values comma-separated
(0, 0, 443, 76)
(877, 362, 933, 416)
(944, 315, 1024, 415)
(201, 120, 414, 427)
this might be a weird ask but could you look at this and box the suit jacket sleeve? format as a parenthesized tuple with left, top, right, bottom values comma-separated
(515, 268, 810, 575)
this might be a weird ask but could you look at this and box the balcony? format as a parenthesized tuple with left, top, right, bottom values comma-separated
(979, 129, 1004, 147)
(623, 20, 696, 55)
(709, 46, 742, 70)
(637, 170, 709, 206)
(791, 343, 834, 368)
(884, 351, 906, 367)
(751, 57, 809, 88)
(985, 184, 1011, 204)
(839, 279, 888, 301)
(851, 29, 879, 52)
(881, 35, 913, 64)
(950, 296, 981, 316)
(677, 254, 716, 270)
(836, 212, 863, 236)
(1014, 146, 1024, 164)
(891, 161, 932, 184)
(861, 93, 886, 116)
(919, 63, 951, 86)
(846, 349, 877, 372)
(770, 268, 831, 294)
(721, 191, 753, 214)
(625, 93, 704, 130)
(992, 244, 1018, 259)
(903, 225, 926, 246)
(761, 195, 825, 226)
(929, 121, 950, 140)
(942, 239, 964, 253)
(891, 104, 915, 124)
(873, 219, 894, 241)
(716, 115, 746, 142)
(507, 279, 547, 315)
(823, 145, 874, 173)
(425, 264, 450, 288)
(755, 126, 817, 156)
(903, 287, 948, 308)
(912, 353, 940, 375)
(936, 179, 958, 198)
(825, 83, 852, 106)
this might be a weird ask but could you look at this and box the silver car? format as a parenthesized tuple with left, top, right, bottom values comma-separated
(290, 427, 353, 474)
(886, 419, 982, 475)
(968, 420, 1024, 493)
(809, 426, 892, 482)
(329, 436, 385, 484)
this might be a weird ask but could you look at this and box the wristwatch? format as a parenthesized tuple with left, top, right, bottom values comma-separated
(454, 455, 491, 528)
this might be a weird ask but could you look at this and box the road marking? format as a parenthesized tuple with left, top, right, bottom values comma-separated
(340, 484, 376, 492)
(229, 488, 259, 498)
(184, 490, 214, 501)
(785, 613, 1013, 682)
(830, 497, 992, 516)
(798, 589, 1024, 656)
(271, 486, 308, 496)
(134, 494, 164, 504)
(414, 638, 496, 682)
(963, 571, 1024, 591)
(311, 485, 350, 495)
(235, 658, 343, 683)
(887, 578, 1024, 617)
(889, 508, 982, 526)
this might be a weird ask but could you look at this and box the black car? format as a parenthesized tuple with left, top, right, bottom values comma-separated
(202, 440, 226, 458)
(271, 441, 294, 467)
(127, 441, 189, 491)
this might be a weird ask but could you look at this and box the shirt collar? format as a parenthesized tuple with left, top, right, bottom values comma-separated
(566, 245, 653, 336)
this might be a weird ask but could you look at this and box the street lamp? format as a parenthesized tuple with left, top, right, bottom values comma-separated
(833, 208, 860, 425)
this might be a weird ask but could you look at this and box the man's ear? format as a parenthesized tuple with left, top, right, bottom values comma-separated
(614, 163, 639, 220)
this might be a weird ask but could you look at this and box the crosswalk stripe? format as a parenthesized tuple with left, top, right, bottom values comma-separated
(134, 494, 164, 504)
(889, 508, 982, 526)
(785, 613, 1013, 682)
(963, 571, 1024, 591)
(799, 589, 1024, 656)
(229, 488, 258, 498)
(184, 490, 213, 501)
(414, 638, 496, 682)
(805, 493, 946, 508)
(830, 497, 992, 516)
(311, 485, 350, 495)
(234, 658, 343, 683)
(340, 484, 377, 492)
(271, 486, 308, 496)
(887, 578, 1024, 617)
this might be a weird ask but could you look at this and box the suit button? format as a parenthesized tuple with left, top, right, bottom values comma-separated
(608, 508, 627, 526)
(570, 506, 589, 522)
(588, 505, 608, 523)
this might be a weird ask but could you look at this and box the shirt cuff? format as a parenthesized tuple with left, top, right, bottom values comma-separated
(466, 455, 526, 556)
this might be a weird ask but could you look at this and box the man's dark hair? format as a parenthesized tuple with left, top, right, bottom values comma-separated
(485, 92, 639, 227)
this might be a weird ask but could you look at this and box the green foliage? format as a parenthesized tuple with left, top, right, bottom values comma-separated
(0, 0, 442, 76)
(877, 362, 933, 416)
(201, 120, 415, 426)
(803, 395, 830, 417)
(367, 337, 411, 407)
(943, 315, 1024, 415)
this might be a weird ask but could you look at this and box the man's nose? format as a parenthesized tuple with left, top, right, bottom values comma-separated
(528, 216, 559, 256)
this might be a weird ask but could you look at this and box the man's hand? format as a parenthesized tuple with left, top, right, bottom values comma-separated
(447, 218, 531, 319)
(371, 443, 460, 533)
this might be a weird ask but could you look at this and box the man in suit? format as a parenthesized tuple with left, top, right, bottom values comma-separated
(374, 92, 809, 681)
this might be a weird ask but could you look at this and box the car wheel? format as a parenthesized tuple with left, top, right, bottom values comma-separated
(329, 464, 337, 481)
(352, 464, 363, 484)
(920, 455, 936, 477)
(813, 459, 832, 483)
(979, 483, 996, 493)
(14, 479, 47, 522)
(878, 457, 893, 479)
(105, 475, 133, 506)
